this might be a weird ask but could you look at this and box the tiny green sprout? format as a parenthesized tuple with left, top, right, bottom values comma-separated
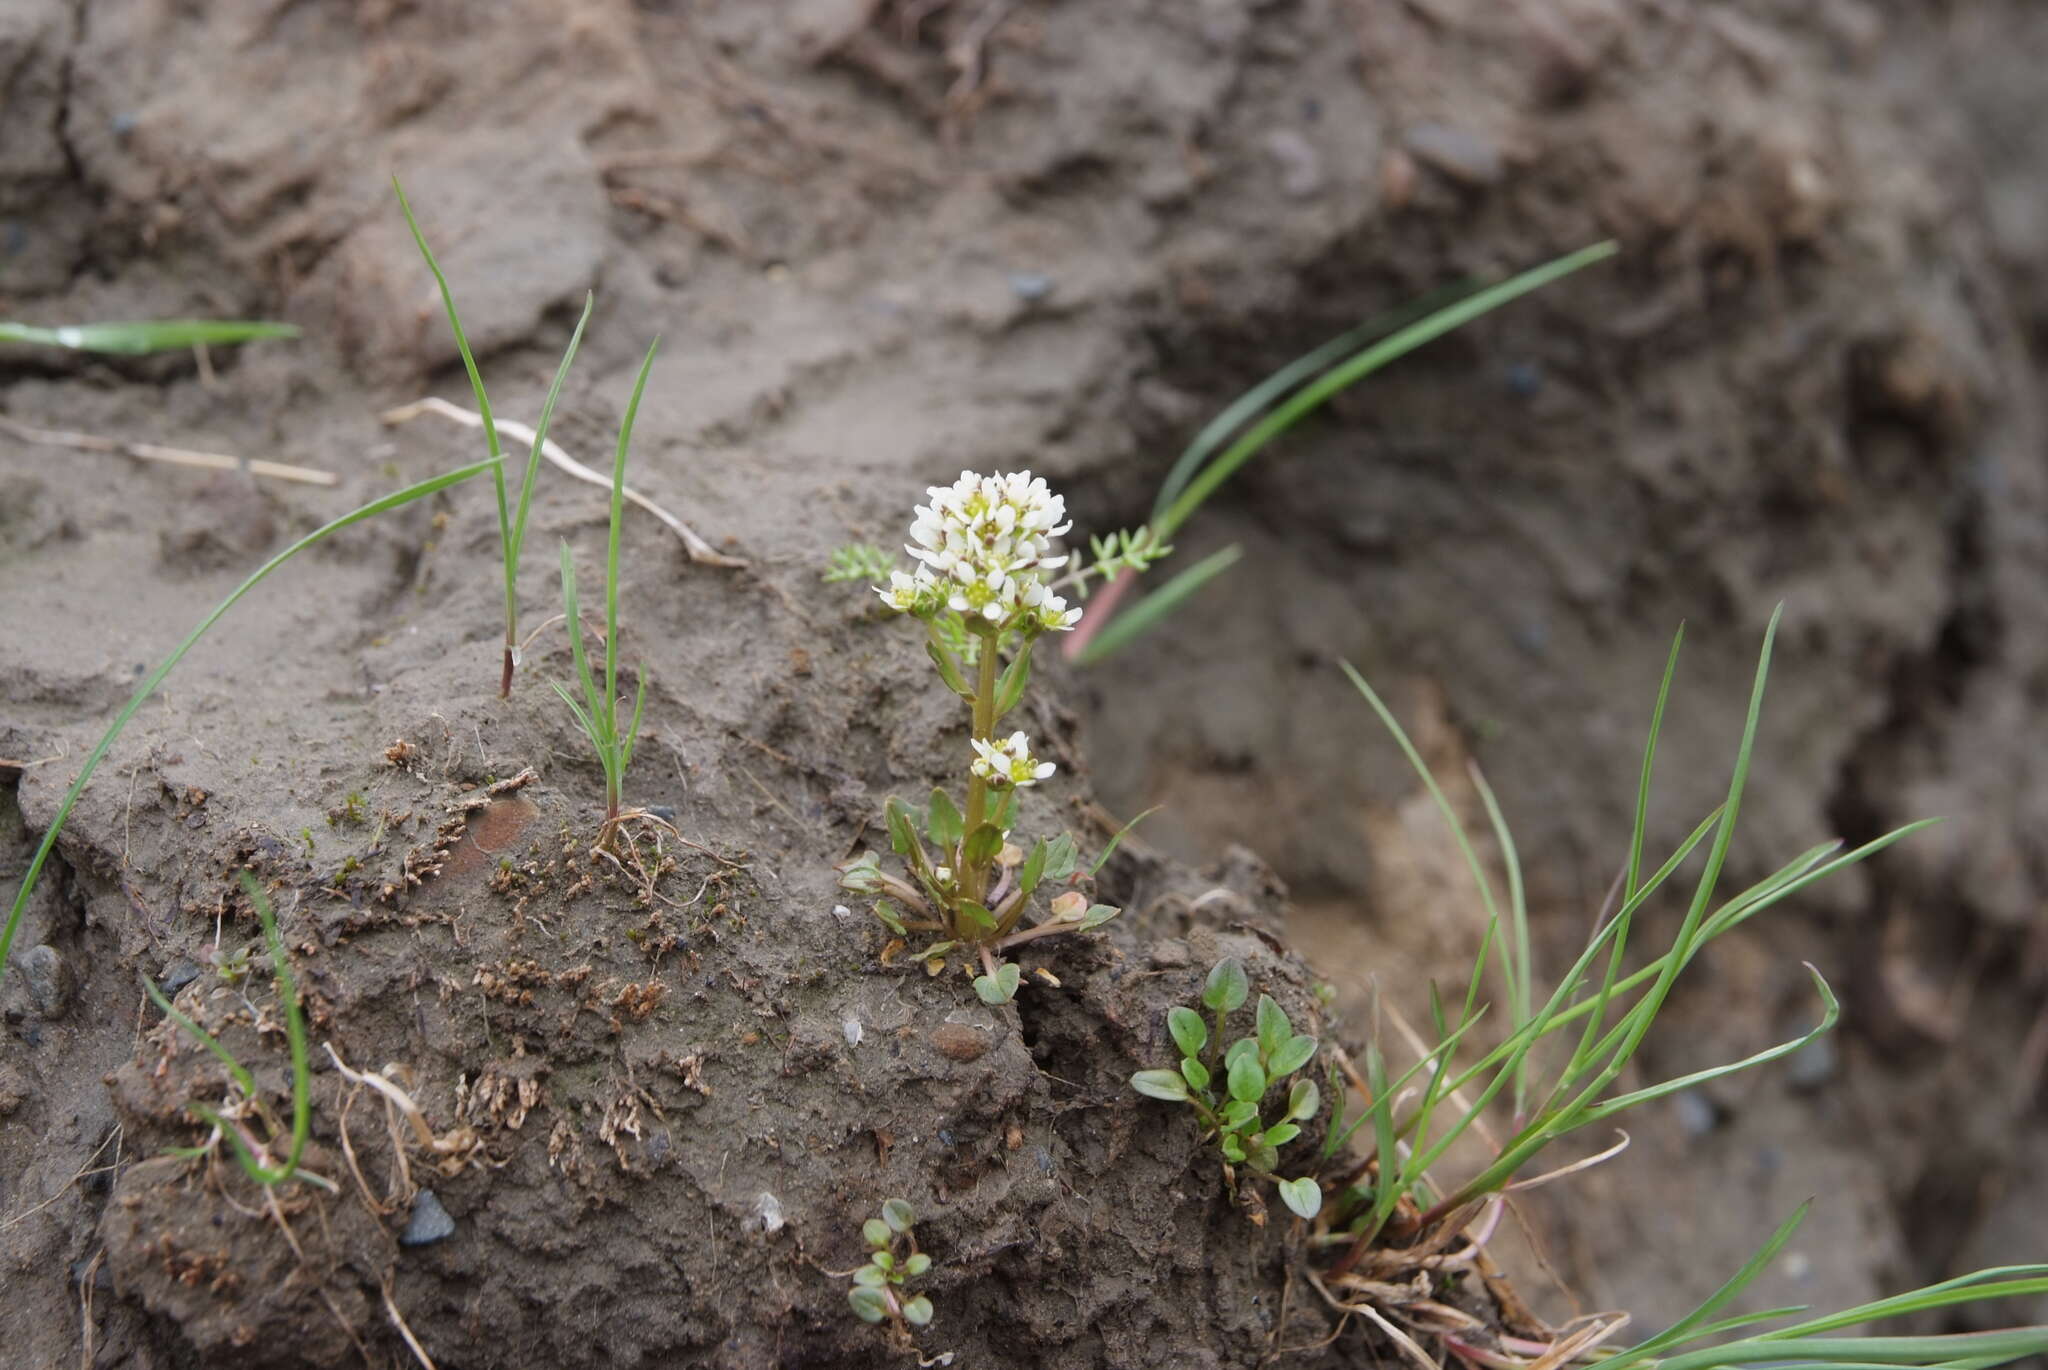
(845, 1198, 935, 1336)
(824, 542, 897, 585)
(833, 472, 1163, 1003)
(297, 826, 316, 857)
(341, 791, 367, 825)
(1131, 958, 1323, 1220)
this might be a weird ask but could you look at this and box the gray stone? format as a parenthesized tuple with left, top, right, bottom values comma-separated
(1402, 122, 1504, 187)
(21, 945, 70, 1017)
(401, 1189, 456, 1246)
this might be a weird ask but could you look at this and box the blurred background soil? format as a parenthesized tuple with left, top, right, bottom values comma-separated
(3, 0, 2046, 1364)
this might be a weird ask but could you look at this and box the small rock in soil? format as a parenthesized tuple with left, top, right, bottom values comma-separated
(1264, 128, 1325, 198)
(1008, 272, 1054, 302)
(21, 945, 71, 1017)
(401, 1189, 456, 1246)
(1402, 122, 1503, 187)
(1784, 1035, 1838, 1090)
(1672, 1089, 1724, 1138)
(159, 959, 204, 994)
(930, 1023, 990, 1062)
(1148, 939, 1192, 969)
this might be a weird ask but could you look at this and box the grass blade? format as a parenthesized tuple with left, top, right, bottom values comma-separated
(1074, 544, 1244, 665)
(0, 320, 299, 355)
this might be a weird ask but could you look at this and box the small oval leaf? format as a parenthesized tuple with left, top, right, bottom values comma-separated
(1269, 1033, 1318, 1079)
(1255, 994, 1290, 1059)
(1168, 1006, 1208, 1058)
(881, 1198, 916, 1233)
(1179, 1056, 1211, 1092)
(1227, 1053, 1267, 1104)
(1278, 1177, 1323, 1220)
(903, 1294, 934, 1327)
(1204, 958, 1249, 1014)
(849, 1286, 890, 1322)
(1131, 1069, 1190, 1102)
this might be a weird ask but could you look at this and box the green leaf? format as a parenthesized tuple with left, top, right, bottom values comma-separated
(926, 639, 972, 698)
(972, 962, 1021, 1004)
(1255, 994, 1290, 1060)
(1042, 833, 1079, 882)
(994, 643, 1033, 718)
(1287, 1078, 1320, 1122)
(873, 1250, 895, 1270)
(848, 1286, 889, 1322)
(1203, 959, 1250, 1014)
(1228, 1053, 1267, 1104)
(1131, 1069, 1190, 1102)
(955, 900, 999, 941)
(881, 1199, 915, 1233)
(1220, 1136, 1246, 1163)
(1089, 805, 1161, 877)
(927, 789, 964, 849)
(1269, 1034, 1318, 1080)
(1168, 1006, 1208, 1058)
(1221, 1100, 1260, 1131)
(1018, 839, 1048, 897)
(1180, 1056, 1210, 1092)
(1263, 1123, 1301, 1148)
(1248, 1141, 1281, 1173)
(1277, 1177, 1322, 1220)
(1074, 545, 1245, 666)
(0, 319, 300, 355)
(872, 900, 906, 936)
(1223, 1038, 1260, 1073)
(885, 797, 921, 859)
(962, 823, 1004, 870)
(908, 940, 957, 961)
(1077, 903, 1119, 930)
(904, 1252, 931, 1277)
(863, 1219, 891, 1247)
(902, 1294, 934, 1327)
(854, 1264, 888, 1289)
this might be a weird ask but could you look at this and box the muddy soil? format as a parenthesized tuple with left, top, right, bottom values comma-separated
(3, 1, 2046, 1366)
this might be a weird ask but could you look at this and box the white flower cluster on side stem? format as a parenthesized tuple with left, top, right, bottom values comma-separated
(874, 470, 1084, 633)
(970, 731, 1055, 789)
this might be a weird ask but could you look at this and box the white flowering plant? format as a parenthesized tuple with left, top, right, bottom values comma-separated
(836, 470, 1161, 1004)
(1131, 958, 1324, 1223)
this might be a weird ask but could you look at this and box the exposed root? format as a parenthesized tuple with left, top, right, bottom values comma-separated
(380, 397, 747, 567)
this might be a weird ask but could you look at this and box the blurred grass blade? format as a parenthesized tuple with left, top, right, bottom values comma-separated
(1603, 1202, 1812, 1369)
(0, 460, 494, 982)
(1074, 544, 1243, 664)
(1150, 281, 1481, 519)
(0, 319, 299, 355)
(1154, 241, 1618, 540)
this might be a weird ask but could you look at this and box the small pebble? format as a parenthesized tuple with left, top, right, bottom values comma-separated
(1672, 1089, 1722, 1138)
(21, 945, 70, 1018)
(1148, 939, 1192, 970)
(1008, 272, 1054, 303)
(401, 1189, 456, 1246)
(1503, 361, 1544, 397)
(753, 1191, 785, 1234)
(930, 1023, 990, 1062)
(648, 805, 677, 823)
(1784, 1035, 1837, 1090)
(841, 1017, 863, 1047)
(1402, 122, 1503, 187)
(159, 959, 205, 994)
(1263, 128, 1325, 198)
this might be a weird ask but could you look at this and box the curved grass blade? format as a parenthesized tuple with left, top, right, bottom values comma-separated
(0, 320, 299, 355)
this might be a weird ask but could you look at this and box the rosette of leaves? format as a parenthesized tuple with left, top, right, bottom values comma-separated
(846, 1199, 935, 1332)
(837, 791, 1122, 1005)
(1130, 958, 1323, 1219)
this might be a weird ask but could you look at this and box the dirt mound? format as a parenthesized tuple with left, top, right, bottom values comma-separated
(4, 1, 2046, 1365)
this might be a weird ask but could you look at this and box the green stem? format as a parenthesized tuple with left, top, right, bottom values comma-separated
(961, 629, 999, 905)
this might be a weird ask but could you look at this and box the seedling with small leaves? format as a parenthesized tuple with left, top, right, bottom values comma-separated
(142, 873, 329, 1191)
(1131, 958, 1323, 1220)
(835, 471, 1159, 1003)
(846, 1199, 934, 1334)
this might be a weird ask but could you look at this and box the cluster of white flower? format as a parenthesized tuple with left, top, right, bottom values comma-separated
(970, 731, 1056, 789)
(874, 470, 1084, 633)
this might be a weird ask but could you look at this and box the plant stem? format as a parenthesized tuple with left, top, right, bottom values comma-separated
(500, 643, 516, 699)
(961, 627, 999, 905)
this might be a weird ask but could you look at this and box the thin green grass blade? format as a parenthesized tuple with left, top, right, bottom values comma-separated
(1150, 283, 1484, 519)
(1154, 242, 1618, 540)
(1601, 1201, 1812, 1370)
(557, 541, 604, 724)
(1466, 763, 1531, 1110)
(506, 292, 594, 616)
(1628, 628, 1684, 900)
(1089, 805, 1162, 877)
(0, 459, 494, 982)
(605, 338, 661, 743)
(143, 977, 256, 1097)
(1074, 544, 1244, 665)
(393, 179, 515, 638)
(1758, 1270, 2048, 1341)
(621, 670, 647, 773)
(1654, 1330, 2048, 1370)
(242, 872, 310, 1183)
(0, 320, 299, 355)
